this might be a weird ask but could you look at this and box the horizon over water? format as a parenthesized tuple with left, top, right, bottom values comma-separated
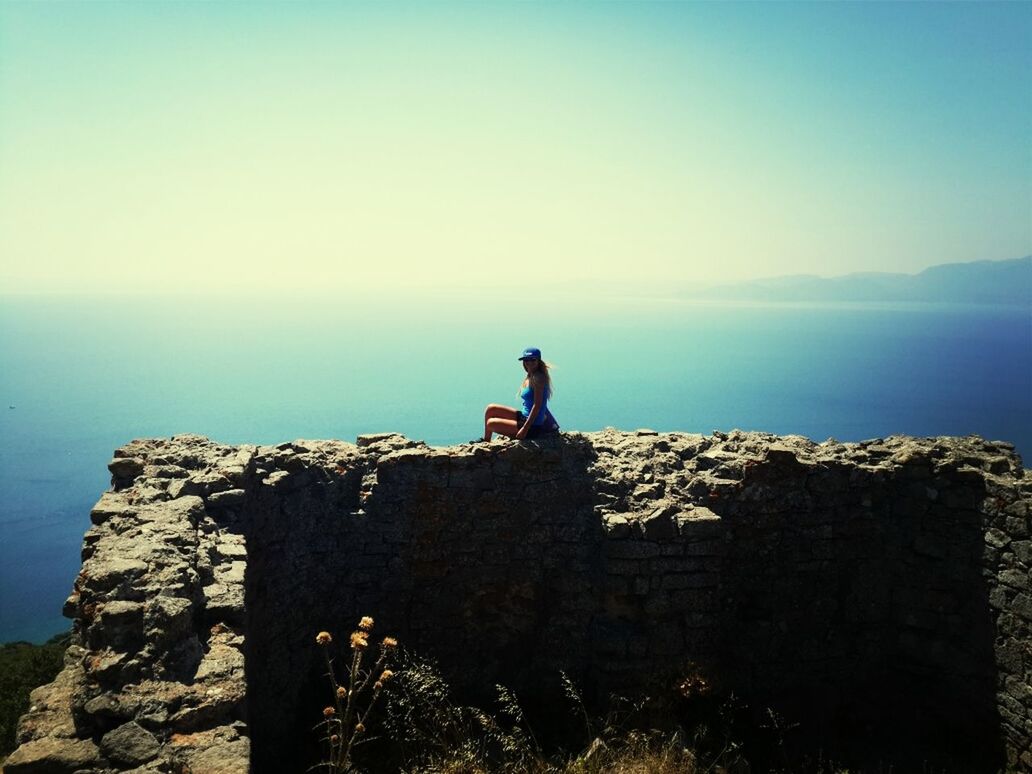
(1, 292, 1030, 643)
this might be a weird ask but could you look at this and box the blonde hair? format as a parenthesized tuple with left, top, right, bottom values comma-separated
(530, 360, 553, 398)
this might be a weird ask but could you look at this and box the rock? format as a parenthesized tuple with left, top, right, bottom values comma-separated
(109, 456, 145, 482)
(356, 432, 425, 450)
(170, 681, 245, 731)
(83, 558, 148, 594)
(202, 582, 244, 624)
(168, 471, 228, 499)
(89, 492, 134, 525)
(641, 504, 678, 541)
(169, 728, 249, 774)
(83, 649, 131, 682)
(91, 600, 145, 649)
(601, 513, 630, 538)
(8, 429, 1032, 772)
(2, 736, 100, 772)
(677, 507, 721, 538)
(61, 592, 79, 619)
(144, 595, 194, 643)
(214, 540, 247, 560)
(100, 721, 161, 766)
(194, 636, 245, 682)
(83, 692, 133, 723)
(987, 527, 1011, 550)
(15, 662, 81, 744)
(765, 445, 800, 465)
(261, 470, 290, 488)
(207, 488, 246, 507)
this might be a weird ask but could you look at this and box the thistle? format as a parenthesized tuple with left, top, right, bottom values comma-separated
(313, 616, 398, 772)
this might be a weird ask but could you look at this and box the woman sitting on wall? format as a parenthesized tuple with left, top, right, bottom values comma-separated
(478, 347, 560, 442)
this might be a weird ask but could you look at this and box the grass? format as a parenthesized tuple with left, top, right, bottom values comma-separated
(312, 622, 758, 774)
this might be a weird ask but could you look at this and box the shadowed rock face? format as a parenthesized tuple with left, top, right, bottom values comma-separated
(7, 430, 1031, 773)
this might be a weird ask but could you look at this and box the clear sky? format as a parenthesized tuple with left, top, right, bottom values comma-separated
(1, 1, 1029, 294)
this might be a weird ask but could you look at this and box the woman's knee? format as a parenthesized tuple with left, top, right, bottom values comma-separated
(487, 417, 517, 437)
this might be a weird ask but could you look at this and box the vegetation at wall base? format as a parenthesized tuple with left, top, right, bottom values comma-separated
(310, 627, 855, 774)
(0, 632, 70, 759)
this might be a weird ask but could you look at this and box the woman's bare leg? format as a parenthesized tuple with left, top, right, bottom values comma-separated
(486, 418, 519, 440)
(483, 404, 519, 441)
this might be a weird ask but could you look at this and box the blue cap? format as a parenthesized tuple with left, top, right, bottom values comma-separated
(518, 347, 541, 361)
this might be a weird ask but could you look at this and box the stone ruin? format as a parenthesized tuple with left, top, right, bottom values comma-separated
(5, 429, 1032, 772)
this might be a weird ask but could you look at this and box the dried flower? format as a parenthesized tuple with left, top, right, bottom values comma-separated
(381, 636, 398, 649)
(358, 616, 374, 631)
(355, 722, 366, 733)
(350, 631, 369, 650)
(330, 734, 340, 744)
(380, 669, 394, 681)
(323, 706, 335, 717)
(374, 681, 383, 690)
(678, 674, 711, 699)
(336, 686, 347, 699)
(316, 631, 332, 646)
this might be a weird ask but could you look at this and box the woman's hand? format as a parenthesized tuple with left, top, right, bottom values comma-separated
(514, 426, 527, 441)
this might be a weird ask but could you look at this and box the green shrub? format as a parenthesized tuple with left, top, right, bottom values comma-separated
(0, 632, 69, 758)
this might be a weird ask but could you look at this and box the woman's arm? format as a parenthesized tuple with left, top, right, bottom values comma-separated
(515, 377, 545, 440)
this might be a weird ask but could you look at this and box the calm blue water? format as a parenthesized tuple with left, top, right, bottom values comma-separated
(1, 293, 1030, 643)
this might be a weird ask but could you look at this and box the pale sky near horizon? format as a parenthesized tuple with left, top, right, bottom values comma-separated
(1, 1, 1029, 294)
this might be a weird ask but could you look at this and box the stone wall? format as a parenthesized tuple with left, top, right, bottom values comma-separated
(6, 429, 1031, 773)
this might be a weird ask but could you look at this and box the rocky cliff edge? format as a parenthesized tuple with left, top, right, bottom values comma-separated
(5, 429, 1031, 773)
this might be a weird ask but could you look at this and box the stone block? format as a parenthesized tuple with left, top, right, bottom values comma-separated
(606, 559, 640, 576)
(101, 721, 161, 767)
(1000, 569, 1030, 591)
(989, 586, 1009, 610)
(90, 492, 135, 525)
(1005, 676, 1032, 706)
(168, 726, 249, 774)
(605, 541, 662, 559)
(996, 639, 1024, 674)
(649, 556, 721, 574)
(987, 527, 1012, 550)
(3, 736, 101, 773)
(1011, 594, 1032, 622)
(641, 506, 678, 541)
(83, 558, 149, 595)
(208, 488, 246, 507)
(602, 513, 631, 538)
(202, 582, 244, 625)
(92, 600, 145, 650)
(12, 429, 1032, 772)
(109, 455, 145, 481)
(1013, 540, 1032, 565)
(666, 574, 721, 593)
(1007, 517, 1031, 539)
(677, 508, 722, 539)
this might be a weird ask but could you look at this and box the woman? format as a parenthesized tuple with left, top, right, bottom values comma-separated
(480, 347, 559, 442)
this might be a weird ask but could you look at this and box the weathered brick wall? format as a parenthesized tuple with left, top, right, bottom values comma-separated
(6, 430, 1031, 773)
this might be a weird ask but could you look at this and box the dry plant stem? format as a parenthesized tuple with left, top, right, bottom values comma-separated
(337, 647, 362, 768)
(561, 671, 593, 740)
(322, 650, 345, 766)
(347, 682, 385, 753)
(356, 650, 388, 695)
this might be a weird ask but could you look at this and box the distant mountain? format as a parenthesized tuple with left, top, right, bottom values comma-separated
(685, 256, 1032, 305)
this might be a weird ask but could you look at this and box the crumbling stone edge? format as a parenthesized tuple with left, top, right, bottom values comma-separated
(4, 429, 1031, 772)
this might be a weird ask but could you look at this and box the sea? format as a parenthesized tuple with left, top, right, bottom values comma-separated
(1, 292, 1030, 643)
